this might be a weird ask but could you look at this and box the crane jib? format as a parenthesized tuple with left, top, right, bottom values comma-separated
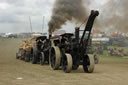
(80, 10, 99, 55)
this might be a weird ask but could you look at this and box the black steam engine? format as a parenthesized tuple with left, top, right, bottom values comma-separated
(31, 36, 50, 65)
(49, 10, 99, 73)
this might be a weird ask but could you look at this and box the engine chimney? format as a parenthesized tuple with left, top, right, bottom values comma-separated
(75, 27, 80, 43)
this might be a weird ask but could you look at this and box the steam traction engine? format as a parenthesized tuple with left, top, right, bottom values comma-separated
(49, 10, 99, 73)
(31, 36, 50, 65)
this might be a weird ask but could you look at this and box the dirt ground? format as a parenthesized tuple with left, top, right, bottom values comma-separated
(0, 38, 128, 85)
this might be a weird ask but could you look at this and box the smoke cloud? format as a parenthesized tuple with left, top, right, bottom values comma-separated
(98, 0, 128, 33)
(48, 0, 128, 33)
(48, 0, 88, 34)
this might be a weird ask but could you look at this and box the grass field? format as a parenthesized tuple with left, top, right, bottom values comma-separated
(0, 38, 128, 85)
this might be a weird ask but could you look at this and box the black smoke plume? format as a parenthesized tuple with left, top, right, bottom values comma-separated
(98, 0, 128, 33)
(48, 0, 88, 34)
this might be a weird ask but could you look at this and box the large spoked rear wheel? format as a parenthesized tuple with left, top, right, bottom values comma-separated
(40, 52, 45, 65)
(49, 46, 61, 70)
(83, 54, 95, 73)
(24, 52, 31, 62)
(31, 47, 38, 64)
(62, 53, 72, 73)
(32, 52, 38, 64)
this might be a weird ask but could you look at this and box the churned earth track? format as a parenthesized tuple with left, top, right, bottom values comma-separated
(0, 38, 128, 85)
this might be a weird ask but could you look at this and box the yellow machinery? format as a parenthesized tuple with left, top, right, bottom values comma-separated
(16, 34, 41, 62)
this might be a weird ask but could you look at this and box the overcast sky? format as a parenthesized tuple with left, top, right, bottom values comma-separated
(0, 0, 106, 33)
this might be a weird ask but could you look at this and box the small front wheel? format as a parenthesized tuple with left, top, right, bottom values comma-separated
(83, 54, 95, 73)
(62, 53, 72, 73)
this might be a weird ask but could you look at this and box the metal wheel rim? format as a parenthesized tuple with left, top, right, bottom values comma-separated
(62, 53, 72, 73)
(83, 54, 95, 73)
(87, 54, 95, 73)
(49, 46, 61, 70)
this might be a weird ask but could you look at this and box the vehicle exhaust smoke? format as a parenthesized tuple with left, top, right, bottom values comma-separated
(48, 0, 88, 34)
(98, 0, 128, 33)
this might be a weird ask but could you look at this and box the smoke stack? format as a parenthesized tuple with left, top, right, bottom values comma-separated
(75, 27, 80, 43)
(49, 33, 52, 38)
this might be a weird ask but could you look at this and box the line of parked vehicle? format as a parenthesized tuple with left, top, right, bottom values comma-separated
(16, 10, 99, 73)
